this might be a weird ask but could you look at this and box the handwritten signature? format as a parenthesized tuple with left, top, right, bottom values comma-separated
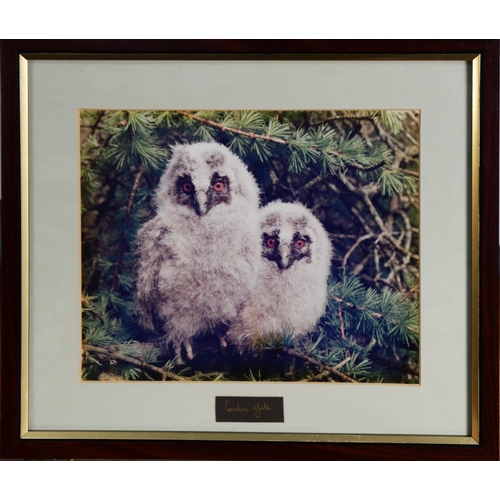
(252, 401, 271, 418)
(225, 399, 271, 418)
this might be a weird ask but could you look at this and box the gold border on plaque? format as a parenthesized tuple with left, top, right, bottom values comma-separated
(19, 53, 481, 444)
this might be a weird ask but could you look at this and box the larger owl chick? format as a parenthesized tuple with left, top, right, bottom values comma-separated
(134, 142, 261, 362)
(226, 201, 333, 350)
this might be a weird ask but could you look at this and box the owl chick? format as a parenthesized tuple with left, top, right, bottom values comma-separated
(226, 201, 333, 350)
(134, 142, 261, 363)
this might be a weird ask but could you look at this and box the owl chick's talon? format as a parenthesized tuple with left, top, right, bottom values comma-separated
(184, 340, 194, 361)
(174, 355, 185, 366)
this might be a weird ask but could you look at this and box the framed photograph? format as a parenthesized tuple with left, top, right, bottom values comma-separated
(1, 40, 498, 460)
(80, 107, 420, 384)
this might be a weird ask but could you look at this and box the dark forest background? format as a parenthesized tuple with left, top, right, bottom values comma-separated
(81, 110, 420, 383)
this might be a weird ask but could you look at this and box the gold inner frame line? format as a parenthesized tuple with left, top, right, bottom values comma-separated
(20, 55, 30, 439)
(19, 54, 481, 444)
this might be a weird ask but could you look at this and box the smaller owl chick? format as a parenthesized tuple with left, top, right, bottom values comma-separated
(226, 201, 333, 350)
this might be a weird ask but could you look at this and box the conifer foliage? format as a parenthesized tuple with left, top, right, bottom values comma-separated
(81, 109, 420, 383)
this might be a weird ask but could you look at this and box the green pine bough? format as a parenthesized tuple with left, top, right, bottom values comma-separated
(81, 109, 420, 383)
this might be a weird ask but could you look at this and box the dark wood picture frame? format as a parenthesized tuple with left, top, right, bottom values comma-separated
(1, 39, 498, 460)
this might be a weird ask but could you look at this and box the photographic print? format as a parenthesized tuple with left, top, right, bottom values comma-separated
(81, 110, 420, 384)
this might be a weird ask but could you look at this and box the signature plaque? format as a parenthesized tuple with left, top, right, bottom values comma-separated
(215, 397, 284, 423)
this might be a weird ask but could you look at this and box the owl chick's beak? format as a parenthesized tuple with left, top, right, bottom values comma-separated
(195, 191, 209, 216)
(277, 245, 291, 270)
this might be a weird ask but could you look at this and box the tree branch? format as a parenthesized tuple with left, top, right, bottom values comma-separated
(300, 357, 352, 382)
(83, 344, 187, 381)
(282, 347, 358, 383)
(110, 164, 146, 292)
(177, 110, 288, 145)
(342, 233, 374, 268)
(178, 111, 389, 173)
(338, 305, 346, 339)
(329, 293, 384, 320)
(302, 370, 331, 382)
(340, 174, 419, 262)
(80, 110, 105, 145)
(84, 344, 230, 382)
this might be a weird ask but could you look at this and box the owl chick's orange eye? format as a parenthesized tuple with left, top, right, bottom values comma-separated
(213, 181, 225, 192)
(294, 239, 306, 249)
(266, 237, 276, 248)
(182, 182, 193, 193)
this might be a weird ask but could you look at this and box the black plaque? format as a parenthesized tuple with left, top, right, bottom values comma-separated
(215, 397, 284, 423)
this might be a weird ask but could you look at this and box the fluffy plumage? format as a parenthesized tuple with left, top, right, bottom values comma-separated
(134, 142, 261, 362)
(226, 201, 333, 350)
